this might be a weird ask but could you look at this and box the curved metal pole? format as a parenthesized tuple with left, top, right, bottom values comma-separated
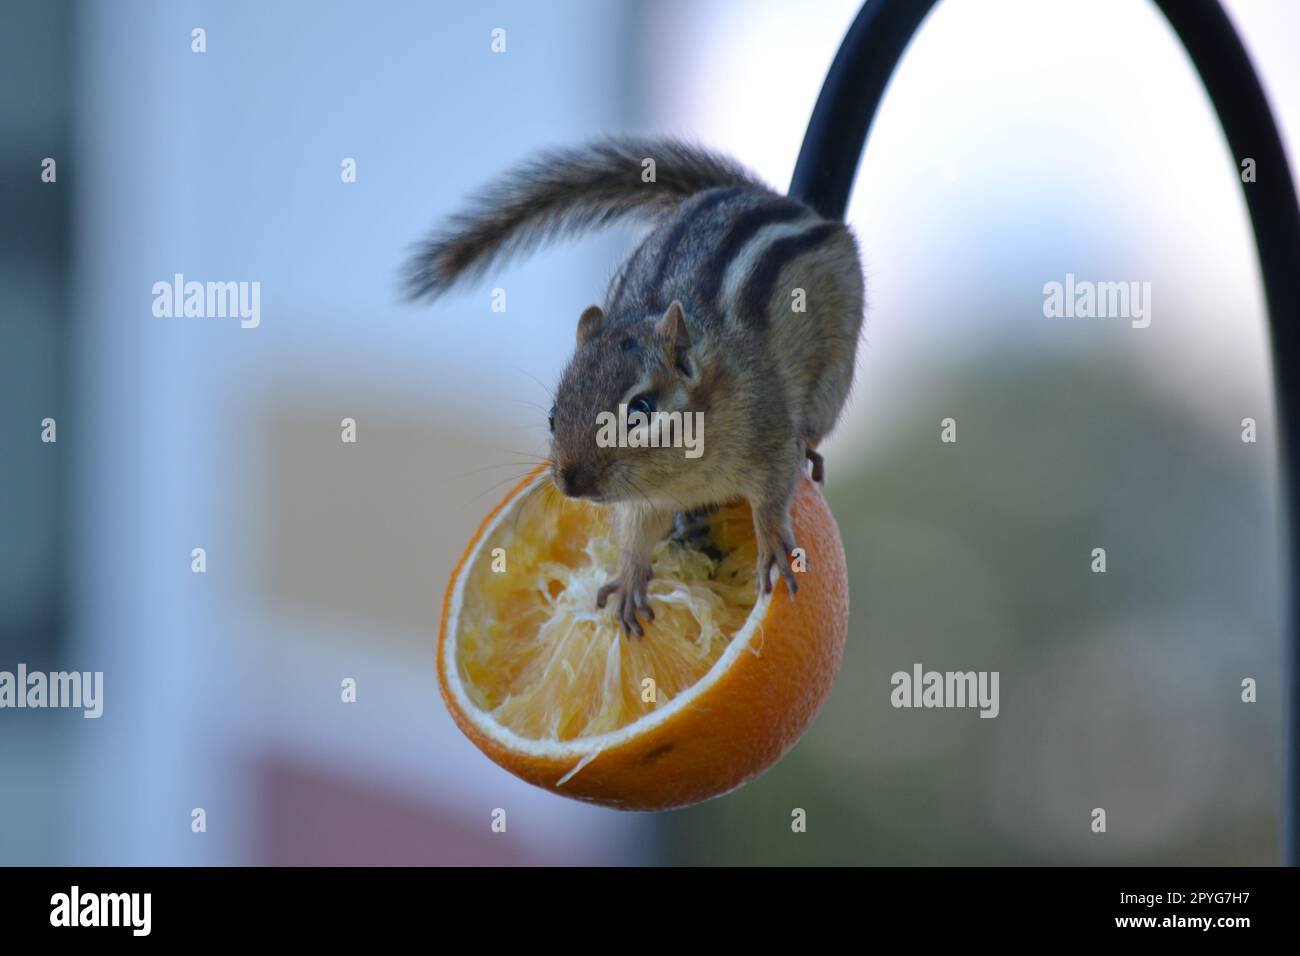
(791, 0, 1300, 864)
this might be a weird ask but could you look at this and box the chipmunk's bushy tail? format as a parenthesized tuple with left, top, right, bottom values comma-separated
(404, 136, 767, 301)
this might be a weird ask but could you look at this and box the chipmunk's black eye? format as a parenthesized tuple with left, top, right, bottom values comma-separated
(548, 405, 555, 433)
(627, 394, 655, 417)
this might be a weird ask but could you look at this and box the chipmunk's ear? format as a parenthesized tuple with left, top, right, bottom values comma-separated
(656, 300, 691, 370)
(576, 305, 604, 345)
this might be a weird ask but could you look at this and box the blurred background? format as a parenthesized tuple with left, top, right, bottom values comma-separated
(1, 0, 1296, 865)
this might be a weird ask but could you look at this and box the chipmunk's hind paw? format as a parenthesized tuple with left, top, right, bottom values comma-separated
(755, 534, 799, 598)
(669, 506, 725, 562)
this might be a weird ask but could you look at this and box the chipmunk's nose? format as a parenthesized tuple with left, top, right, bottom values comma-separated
(559, 464, 598, 499)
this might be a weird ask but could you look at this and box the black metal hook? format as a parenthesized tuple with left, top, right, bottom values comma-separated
(791, 0, 1300, 864)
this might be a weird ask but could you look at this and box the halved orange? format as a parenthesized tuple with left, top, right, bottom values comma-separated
(438, 464, 849, 811)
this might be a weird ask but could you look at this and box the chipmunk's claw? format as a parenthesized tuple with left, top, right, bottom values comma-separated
(596, 573, 653, 638)
(756, 536, 799, 598)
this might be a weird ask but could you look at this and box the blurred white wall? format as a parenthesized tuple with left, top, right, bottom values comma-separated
(67, 0, 652, 866)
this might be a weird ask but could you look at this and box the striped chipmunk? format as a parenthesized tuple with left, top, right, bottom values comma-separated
(407, 138, 865, 636)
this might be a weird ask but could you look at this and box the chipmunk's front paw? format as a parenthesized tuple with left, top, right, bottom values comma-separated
(755, 527, 799, 598)
(595, 564, 654, 638)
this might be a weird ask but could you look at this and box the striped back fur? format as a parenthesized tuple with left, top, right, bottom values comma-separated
(606, 188, 839, 329)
